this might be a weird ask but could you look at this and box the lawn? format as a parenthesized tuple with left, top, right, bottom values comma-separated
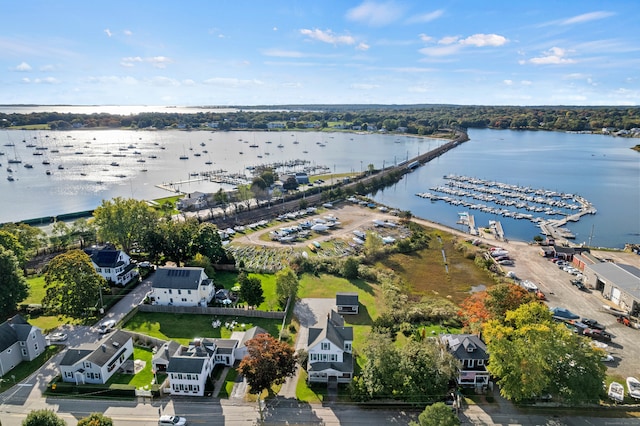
(108, 346, 155, 389)
(0, 345, 62, 393)
(122, 312, 282, 345)
(214, 271, 280, 311)
(24, 275, 47, 305)
(217, 368, 238, 398)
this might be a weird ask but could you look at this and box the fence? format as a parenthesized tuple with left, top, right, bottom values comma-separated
(138, 304, 285, 319)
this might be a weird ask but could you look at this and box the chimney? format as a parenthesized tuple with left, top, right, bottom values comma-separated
(101, 344, 107, 352)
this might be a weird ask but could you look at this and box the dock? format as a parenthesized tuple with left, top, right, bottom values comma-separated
(489, 220, 505, 241)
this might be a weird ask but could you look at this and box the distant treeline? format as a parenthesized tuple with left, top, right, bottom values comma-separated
(1, 105, 639, 134)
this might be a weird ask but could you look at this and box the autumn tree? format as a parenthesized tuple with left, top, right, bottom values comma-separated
(484, 283, 535, 319)
(77, 413, 113, 426)
(410, 403, 460, 426)
(458, 292, 490, 334)
(43, 250, 108, 319)
(237, 334, 296, 395)
(238, 272, 264, 308)
(275, 267, 299, 308)
(22, 409, 66, 426)
(93, 197, 159, 252)
(0, 247, 29, 317)
(483, 302, 605, 403)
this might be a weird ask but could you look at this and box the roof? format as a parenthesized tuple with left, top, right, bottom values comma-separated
(60, 330, 132, 367)
(0, 315, 38, 352)
(152, 267, 207, 290)
(589, 262, 640, 299)
(167, 357, 206, 374)
(336, 292, 359, 306)
(441, 334, 488, 361)
(153, 340, 181, 365)
(88, 249, 124, 268)
(308, 311, 353, 349)
(307, 352, 354, 374)
(240, 326, 269, 347)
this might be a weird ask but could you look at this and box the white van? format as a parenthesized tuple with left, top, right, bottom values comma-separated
(158, 415, 187, 426)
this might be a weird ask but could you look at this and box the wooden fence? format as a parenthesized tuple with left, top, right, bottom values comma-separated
(138, 304, 285, 319)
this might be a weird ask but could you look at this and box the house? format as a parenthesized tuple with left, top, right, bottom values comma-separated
(294, 172, 309, 184)
(176, 191, 208, 211)
(155, 337, 240, 397)
(307, 311, 354, 384)
(336, 293, 359, 315)
(0, 315, 46, 376)
(441, 333, 490, 389)
(149, 267, 215, 307)
(59, 330, 133, 385)
(582, 262, 640, 316)
(85, 245, 139, 286)
(233, 326, 268, 360)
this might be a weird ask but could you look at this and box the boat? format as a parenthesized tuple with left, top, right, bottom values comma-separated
(24, 163, 33, 169)
(46, 170, 52, 175)
(608, 382, 624, 403)
(179, 155, 189, 160)
(111, 162, 119, 166)
(627, 377, 640, 400)
(205, 160, 213, 165)
(7, 175, 14, 181)
(58, 164, 64, 170)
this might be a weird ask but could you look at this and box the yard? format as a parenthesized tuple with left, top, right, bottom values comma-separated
(107, 346, 160, 389)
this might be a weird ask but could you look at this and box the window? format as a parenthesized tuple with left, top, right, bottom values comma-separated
(329, 354, 337, 362)
(321, 342, 330, 350)
(20, 341, 25, 346)
(168, 289, 172, 294)
(344, 342, 352, 352)
(34, 343, 38, 351)
(178, 289, 181, 295)
(187, 290, 192, 295)
(181, 298, 187, 302)
(22, 348, 27, 356)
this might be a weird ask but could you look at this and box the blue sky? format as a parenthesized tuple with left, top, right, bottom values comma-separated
(2, 0, 639, 106)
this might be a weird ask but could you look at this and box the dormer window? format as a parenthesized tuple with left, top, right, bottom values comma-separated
(321, 342, 330, 350)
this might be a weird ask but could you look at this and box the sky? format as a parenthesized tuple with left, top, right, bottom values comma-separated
(1, 0, 639, 107)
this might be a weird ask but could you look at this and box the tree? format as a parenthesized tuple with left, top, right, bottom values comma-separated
(275, 267, 299, 307)
(484, 283, 535, 319)
(237, 184, 254, 211)
(341, 257, 359, 279)
(282, 176, 298, 191)
(22, 409, 66, 426)
(483, 302, 606, 403)
(238, 273, 264, 308)
(43, 250, 107, 319)
(0, 223, 46, 258)
(160, 218, 200, 266)
(71, 218, 97, 249)
(93, 197, 159, 252)
(458, 292, 490, 333)
(0, 247, 29, 317)
(410, 403, 460, 426)
(77, 413, 113, 426)
(195, 223, 227, 264)
(363, 231, 383, 261)
(237, 334, 296, 395)
(0, 230, 27, 267)
(49, 221, 72, 251)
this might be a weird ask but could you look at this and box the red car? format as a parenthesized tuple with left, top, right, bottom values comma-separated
(584, 328, 612, 342)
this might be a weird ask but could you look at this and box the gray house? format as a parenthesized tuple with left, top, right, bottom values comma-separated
(441, 333, 490, 389)
(336, 293, 359, 315)
(0, 315, 46, 376)
(307, 311, 354, 384)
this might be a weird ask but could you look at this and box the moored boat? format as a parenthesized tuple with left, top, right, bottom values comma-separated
(608, 381, 624, 403)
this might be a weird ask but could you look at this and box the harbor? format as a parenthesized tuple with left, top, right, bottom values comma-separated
(418, 174, 597, 242)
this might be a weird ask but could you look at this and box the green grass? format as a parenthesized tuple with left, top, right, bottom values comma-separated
(295, 369, 323, 403)
(107, 346, 155, 388)
(218, 368, 238, 398)
(214, 271, 280, 311)
(0, 345, 62, 392)
(24, 275, 47, 305)
(122, 312, 281, 345)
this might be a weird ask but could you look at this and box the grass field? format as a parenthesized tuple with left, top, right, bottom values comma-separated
(122, 312, 282, 345)
(108, 346, 155, 388)
(24, 275, 47, 305)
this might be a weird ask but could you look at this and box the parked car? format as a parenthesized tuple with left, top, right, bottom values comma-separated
(582, 318, 606, 330)
(158, 415, 187, 426)
(570, 279, 587, 291)
(48, 332, 67, 342)
(550, 307, 580, 320)
(97, 319, 116, 334)
(601, 354, 615, 363)
(584, 328, 612, 342)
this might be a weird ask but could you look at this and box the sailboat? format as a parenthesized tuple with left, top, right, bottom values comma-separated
(179, 146, 189, 160)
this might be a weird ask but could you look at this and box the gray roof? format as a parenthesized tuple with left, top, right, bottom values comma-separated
(167, 357, 206, 374)
(307, 352, 353, 374)
(589, 262, 640, 299)
(240, 326, 269, 347)
(336, 292, 359, 306)
(60, 330, 132, 367)
(441, 334, 488, 361)
(153, 340, 181, 365)
(152, 267, 207, 290)
(0, 315, 38, 352)
(308, 311, 353, 349)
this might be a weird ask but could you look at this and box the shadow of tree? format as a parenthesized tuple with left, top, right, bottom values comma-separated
(263, 396, 324, 425)
(294, 301, 317, 328)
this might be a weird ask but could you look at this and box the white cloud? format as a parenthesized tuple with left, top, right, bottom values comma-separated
(300, 29, 355, 45)
(345, 1, 404, 27)
(407, 9, 444, 24)
(22, 76, 59, 84)
(438, 36, 459, 45)
(123, 30, 133, 36)
(351, 83, 379, 90)
(86, 76, 138, 85)
(419, 44, 461, 57)
(521, 80, 532, 86)
(148, 56, 173, 68)
(561, 11, 615, 25)
(273, 27, 278, 31)
(120, 56, 143, 67)
(15, 62, 32, 71)
(564, 73, 587, 80)
(40, 64, 55, 71)
(149, 76, 180, 86)
(408, 84, 430, 93)
(419, 34, 433, 43)
(281, 82, 302, 88)
(460, 34, 507, 47)
(262, 49, 305, 58)
(182, 79, 196, 86)
(21, 77, 30, 83)
(203, 77, 264, 88)
(503, 79, 513, 86)
(356, 42, 370, 51)
(104, 29, 112, 37)
(527, 47, 576, 65)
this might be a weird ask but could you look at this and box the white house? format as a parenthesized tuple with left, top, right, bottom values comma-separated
(59, 330, 133, 385)
(176, 191, 208, 211)
(149, 267, 215, 307)
(307, 311, 353, 384)
(0, 315, 46, 376)
(440, 333, 490, 389)
(85, 246, 139, 286)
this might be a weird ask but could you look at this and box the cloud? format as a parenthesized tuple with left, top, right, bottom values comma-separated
(350, 83, 379, 90)
(85, 76, 138, 85)
(345, 1, 404, 26)
(460, 34, 507, 47)
(148, 56, 173, 68)
(182, 79, 196, 86)
(526, 47, 576, 65)
(22, 76, 59, 84)
(521, 80, 532, 86)
(418, 34, 433, 43)
(561, 11, 615, 25)
(14, 62, 32, 71)
(356, 42, 370, 51)
(419, 44, 462, 57)
(203, 77, 263, 88)
(273, 27, 278, 31)
(120, 56, 143, 67)
(407, 9, 444, 24)
(438, 36, 459, 45)
(40, 64, 55, 71)
(123, 30, 133, 36)
(262, 49, 306, 58)
(149, 76, 180, 86)
(104, 29, 112, 37)
(300, 28, 355, 45)
(503, 79, 513, 86)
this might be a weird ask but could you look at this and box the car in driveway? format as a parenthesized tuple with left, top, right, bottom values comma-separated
(97, 319, 116, 334)
(582, 318, 606, 330)
(48, 332, 67, 342)
(158, 415, 187, 426)
(584, 328, 612, 342)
